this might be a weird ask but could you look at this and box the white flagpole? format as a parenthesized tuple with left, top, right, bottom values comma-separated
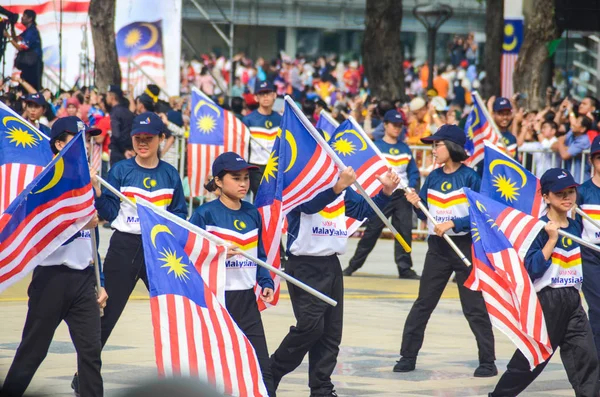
(88, 135, 104, 316)
(96, 176, 337, 307)
(285, 96, 412, 253)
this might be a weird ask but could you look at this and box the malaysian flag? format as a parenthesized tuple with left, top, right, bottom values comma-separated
(316, 110, 338, 141)
(464, 189, 551, 368)
(464, 92, 503, 167)
(326, 119, 388, 235)
(481, 141, 545, 217)
(116, 20, 166, 90)
(0, 131, 95, 293)
(501, 19, 524, 98)
(187, 88, 250, 197)
(254, 98, 340, 310)
(137, 201, 266, 395)
(0, 101, 53, 214)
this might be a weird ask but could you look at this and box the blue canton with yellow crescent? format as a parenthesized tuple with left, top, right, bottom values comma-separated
(116, 20, 163, 58)
(481, 143, 543, 216)
(0, 103, 52, 169)
(329, 119, 376, 168)
(138, 203, 207, 307)
(463, 96, 490, 156)
(503, 19, 523, 55)
(189, 89, 225, 146)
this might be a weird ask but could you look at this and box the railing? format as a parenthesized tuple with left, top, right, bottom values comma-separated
(42, 68, 70, 93)
(400, 145, 593, 237)
(125, 57, 170, 100)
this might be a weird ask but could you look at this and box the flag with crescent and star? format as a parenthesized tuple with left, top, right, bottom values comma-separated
(137, 202, 267, 396)
(464, 92, 503, 167)
(188, 87, 250, 197)
(315, 110, 337, 141)
(325, 119, 388, 235)
(116, 20, 166, 90)
(481, 141, 544, 217)
(0, 131, 95, 294)
(501, 18, 524, 97)
(254, 99, 340, 310)
(464, 188, 551, 369)
(0, 101, 53, 215)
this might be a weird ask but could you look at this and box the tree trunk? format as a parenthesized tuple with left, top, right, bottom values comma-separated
(482, 0, 504, 98)
(89, 0, 121, 92)
(362, 0, 404, 99)
(513, 0, 562, 110)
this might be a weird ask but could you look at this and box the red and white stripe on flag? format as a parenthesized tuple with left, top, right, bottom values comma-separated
(150, 291, 267, 396)
(4, 0, 90, 32)
(184, 232, 226, 306)
(91, 143, 102, 174)
(501, 54, 518, 99)
(466, 247, 552, 368)
(119, 55, 167, 94)
(0, 185, 95, 292)
(0, 163, 44, 215)
(345, 156, 386, 235)
(187, 113, 249, 198)
(257, 200, 282, 311)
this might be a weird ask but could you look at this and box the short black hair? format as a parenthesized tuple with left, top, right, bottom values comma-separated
(49, 131, 73, 154)
(23, 9, 36, 22)
(542, 120, 558, 130)
(445, 140, 469, 162)
(585, 95, 599, 110)
(231, 97, 244, 114)
(581, 116, 594, 132)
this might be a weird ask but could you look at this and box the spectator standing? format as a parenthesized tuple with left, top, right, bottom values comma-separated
(106, 85, 135, 166)
(5, 10, 43, 90)
(552, 115, 593, 182)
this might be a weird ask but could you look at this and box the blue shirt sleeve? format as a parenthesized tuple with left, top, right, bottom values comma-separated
(524, 229, 552, 280)
(167, 169, 188, 219)
(567, 135, 590, 157)
(94, 167, 122, 222)
(344, 188, 390, 221)
(188, 208, 206, 228)
(407, 157, 420, 189)
(294, 188, 341, 214)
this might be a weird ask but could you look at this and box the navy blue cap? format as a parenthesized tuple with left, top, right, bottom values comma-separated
(50, 116, 99, 140)
(591, 135, 600, 157)
(540, 168, 578, 193)
(383, 109, 405, 124)
(421, 124, 466, 147)
(212, 152, 258, 176)
(493, 97, 512, 112)
(255, 80, 275, 94)
(107, 84, 123, 97)
(131, 112, 164, 136)
(167, 110, 184, 127)
(24, 93, 46, 107)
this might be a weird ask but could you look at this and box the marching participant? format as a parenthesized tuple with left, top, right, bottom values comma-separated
(270, 163, 401, 397)
(70, 112, 187, 394)
(490, 168, 599, 396)
(242, 81, 282, 197)
(343, 109, 421, 279)
(189, 152, 276, 397)
(395, 124, 496, 376)
(576, 135, 600, 363)
(1, 117, 106, 397)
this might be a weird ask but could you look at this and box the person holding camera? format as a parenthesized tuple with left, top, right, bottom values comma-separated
(4, 10, 42, 90)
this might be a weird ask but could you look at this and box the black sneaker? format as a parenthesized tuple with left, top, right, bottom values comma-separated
(309, 390, 338, 397)
(474, 363, 498, 377)
(399, 268, 420, 280)
(393, 357, 416, 372)
(342, 266, 355, 276)
(71, 373, 79, 396)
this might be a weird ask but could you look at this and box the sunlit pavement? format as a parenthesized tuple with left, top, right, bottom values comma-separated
(0, 232, 580, 396)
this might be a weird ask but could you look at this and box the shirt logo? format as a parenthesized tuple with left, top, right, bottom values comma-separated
(389, 148, 400, 155)
(441, 181, 452, 192)
(233, 220, 247, 231)
(143, 177, 157, 189)
(265, 120, 273, 129)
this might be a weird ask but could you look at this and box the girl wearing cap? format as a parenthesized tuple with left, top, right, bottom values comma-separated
(395, 124, 497, 377)
(575, 135, 600, 367)
(74, 112, 187, 393)
(2, 117, 106, 397)
(270, 167, 400, 397)
(490, 168, 599, 396)
(189, 152, 276, 396)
